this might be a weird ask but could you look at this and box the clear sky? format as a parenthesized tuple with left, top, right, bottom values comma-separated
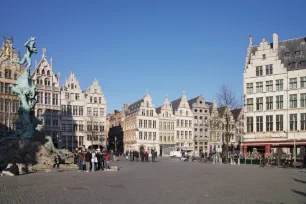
(1, 0, 305, 112)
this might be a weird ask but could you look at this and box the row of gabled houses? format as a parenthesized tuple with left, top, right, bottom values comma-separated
(108, 90, 244, 156)
(0, 38, 107, 151)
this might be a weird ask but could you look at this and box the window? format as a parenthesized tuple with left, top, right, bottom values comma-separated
(276, 79, 283, 91)
(139, 132, 143, 140)
(5, 69, 11, 79)
(149, 132, 152, 140)
(256, 82, 263, 93)
(289, 62, 296, 70)
(266, 96, 273, 110)
(45, 116, 51, 126)
(256, 116, 263, 132)
(177, 131, 180, 139)
(300, 61, 306, 68)
(52, 94, 58, 105)
(150, 110, 153, 116)
(266, 115, 273, 132)
(67, 105, 72, 115)
(177, 119, 179, 127)
(79, 106, 83, 116)
(276, 115, 283, 131)
(256, 66, 263, 76)
(75, 93, 79, 100)
(45, 93, 51, 104)
(289, 78, 297, 89)
(300, 113, 306, 131)
(189, 120, 192, 127)
(73, 106, 78, 115)
(139, 119, 143, 128)
(295, 50, 301, 56)
(148, 120, 152, 128)
(37, 92, 43, 104)
(142, 109, 145, 116)
(199, 116, 203, 120)
(65, 92, 69, 100)
(90, 97, 92, 103)
(194, 116, 197, 119)
(99, 97, 101, 103)
(266, 64, 273, 75)
(93, 108, 98, 116)
(247, 117, 253, 133)
(247, 98, 253, 112)
(186, 111, 188, 116)
(194, 109, 198, 112)
(87, 107, 92, 116)
(262, 54, 266, 60)
(100, 108, 104, 116)
(301, 77, 306, 88)
(289, 94, 297, 108)
(266, 80, 273, 92)
(144, 120, 147, 128)
(153, 132, 156, 140)
(276, 95, 283, 109)
(301, 93, 306, 108)
(0, 83, 3, 93)
(94, 97, 97, 103)
(199, 109, 202, 113)
(289, 114, 297, 131)
(256, 97, 263, 111)
(14, 73, 17, 80)
(144, 132, 147, 140)
(52, 119, 58, 127)
(185, 120, 188, 127)
(153, 121, 156, 128)
(246, 83, 253, 94)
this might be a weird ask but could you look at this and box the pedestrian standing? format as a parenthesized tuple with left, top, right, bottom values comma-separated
(53, 155, 61, 169)
(130, 150, 133, 161)
(133, 150, 135, 161)
(141, 150, 144, 162)
(85, 150, 91, 172)
(91, 150, 97, 172)
(152, 149, 155, 162)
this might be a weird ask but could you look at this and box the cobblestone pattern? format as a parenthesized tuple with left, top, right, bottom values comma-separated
(0, 158, 306, 204)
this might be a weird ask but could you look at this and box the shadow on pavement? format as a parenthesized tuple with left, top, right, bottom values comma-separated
(293, 178, 306, 184)
(291, 189, 306, 197)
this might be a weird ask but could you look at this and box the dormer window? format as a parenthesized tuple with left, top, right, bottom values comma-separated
(200, 101, 203, 104)
(285, 52, 290, 57)
(295, 50, 301, 56)
(300, 61, 306, 68)
(262, 54, 266, 60)
(42, 69, 45, 75)
(289, 62, 296, 70)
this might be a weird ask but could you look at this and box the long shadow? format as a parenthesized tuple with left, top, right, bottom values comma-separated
(293, 178, 306, 184)
(291, 189, 306, 197)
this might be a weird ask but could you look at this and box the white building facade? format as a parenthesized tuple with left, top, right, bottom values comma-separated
(156, 94, 176, 156)
(243, 33, 306, 155)
(31, 49, 61, 147)
(123, 90, 160, 154)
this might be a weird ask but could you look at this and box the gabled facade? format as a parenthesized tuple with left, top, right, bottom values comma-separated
(171, 92, 193, 151)
(123, 90, 159, 154)
(209, 101, 223, 152)
(243, 33, 306, 155)
(156, 94, 176, 156)
(31, 49, 61, 146)
(188, 95, 211, 155)
(0, 37, 24, 138)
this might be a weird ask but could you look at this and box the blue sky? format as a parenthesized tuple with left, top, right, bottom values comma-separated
(1, 0, 305, 112)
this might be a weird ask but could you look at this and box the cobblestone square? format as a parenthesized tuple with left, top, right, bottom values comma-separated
(1, 158, 306, 204)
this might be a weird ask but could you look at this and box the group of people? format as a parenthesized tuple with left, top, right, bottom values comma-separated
(126, 149, 158, 162)
(0, 160, 20, 176)
(74, 147, 113, 172)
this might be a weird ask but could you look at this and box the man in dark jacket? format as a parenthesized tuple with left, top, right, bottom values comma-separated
(85, 151, 92, 172)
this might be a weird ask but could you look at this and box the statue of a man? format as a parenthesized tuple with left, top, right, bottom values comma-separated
(11, 37, 37, 71)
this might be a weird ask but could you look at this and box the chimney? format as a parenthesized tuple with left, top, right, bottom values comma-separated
(273, 33, 278, 50)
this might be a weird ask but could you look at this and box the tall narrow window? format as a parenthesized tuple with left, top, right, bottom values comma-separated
(266, 80, 273, 92)
(256, 82, 263, 93)
(289, 94, 297, 108)
(301, 113, 306, 131)
(247, 98, 253, 112)
(289, 114, 297, 131)
(256, 116, 263, 132)
(300, 93, 306, 108)
(247, 117, 253, 133)
(266, 115, 273, 132)
(276, 115, 283, 131)
(289, 78, 297, 89)
(265, 64, 273, 75)
(246, 83, 253, 94)
(300, 77, 306, 88)
(276, 95, 283, 109)
(256, 66, 263, 76)
(266, 96, 273, 110)
(276, 79, 283, 91)
(256, 97, 263, 111)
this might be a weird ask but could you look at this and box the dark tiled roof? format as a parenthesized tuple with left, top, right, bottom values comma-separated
(278, 37, 306, 70)
(170, 97, 182, 113)
(124, 99, 143, 116)
(231, 108, 242, 121)
(188, 96, 199, 109)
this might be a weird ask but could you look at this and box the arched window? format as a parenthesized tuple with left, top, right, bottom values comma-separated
(94, 97, 97, 103)
(40, 79, 43, 85)
(44, 79, 48, 85)
(36, 79, 39, 84)
(47, 70, 50, 76)
(42, 69, 45, 75)
(37, 68, 40, 74)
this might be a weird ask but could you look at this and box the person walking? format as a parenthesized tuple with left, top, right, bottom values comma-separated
(97, 150, 102, 170)
(133, 150, 135, 161)
(85, 150, 92, 172)
(129, 150, 133, 162)
(151, 149, 155, 162)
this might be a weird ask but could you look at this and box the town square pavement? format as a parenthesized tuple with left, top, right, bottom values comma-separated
(0, 157, 306, 204)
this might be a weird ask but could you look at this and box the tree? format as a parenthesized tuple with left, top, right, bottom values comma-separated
(217, 85, 237, 164)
